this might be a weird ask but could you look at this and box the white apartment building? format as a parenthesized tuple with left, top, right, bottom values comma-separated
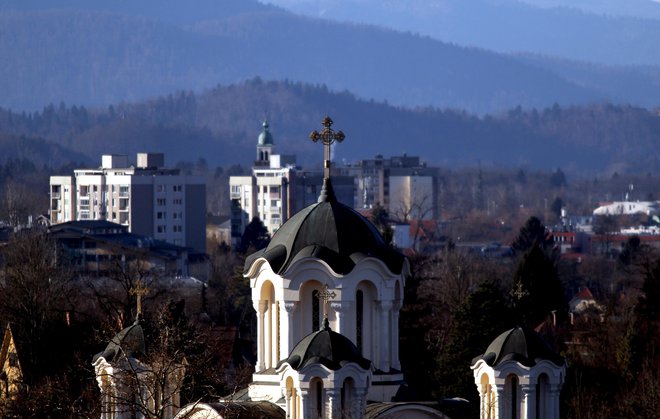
(229, 122, 356, 244)
(50, 153, 206, 253)
(230, 122, 296, 240)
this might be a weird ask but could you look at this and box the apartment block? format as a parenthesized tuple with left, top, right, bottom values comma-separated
(49, 153, 206, 253)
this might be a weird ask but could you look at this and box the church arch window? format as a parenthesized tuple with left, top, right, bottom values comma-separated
(300, 281, 324, 336)
(355, 281, 377, 361)
(506, 374, 519, 419)
(312, 290, 320, 331)
(341, 377, 355, 417)
(260, 281, 278, 369)
(285, 377, 297, 419)
(480, 373, 493, 419)
(536, 373, 549, 418)
(356, 290, 364, 353)
(310, 378, 323, 418)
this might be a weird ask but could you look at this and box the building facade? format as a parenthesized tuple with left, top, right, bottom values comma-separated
(229, 122, 354, 243)
(49, 153, 206, 253)
(342, 154, 438, 220)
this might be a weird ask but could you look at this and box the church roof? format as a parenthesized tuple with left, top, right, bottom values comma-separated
(472, 327, 564, 368)
(257, 121, 274, 146)
(93, 321, 145, 363)
(244, 179, 405, 275)
(278, 319, 371, 371)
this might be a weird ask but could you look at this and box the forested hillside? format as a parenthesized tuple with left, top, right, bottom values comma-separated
(0, 4, 636, 114)
(1, 79, 659, 174)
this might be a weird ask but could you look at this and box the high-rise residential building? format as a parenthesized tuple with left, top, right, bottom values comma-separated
(49, 153, 206, 253)
(342, 154, 438, 220)
(229, 122, 355, 244)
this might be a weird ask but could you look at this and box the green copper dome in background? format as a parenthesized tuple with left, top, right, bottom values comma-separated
(257, 120, 274, 146)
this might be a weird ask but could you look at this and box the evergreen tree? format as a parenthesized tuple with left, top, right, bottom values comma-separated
(435, 281, 514, 411)
(511, 245, 567, 328)
(238, 217, 270, 253)
(511, 216, 556, 260)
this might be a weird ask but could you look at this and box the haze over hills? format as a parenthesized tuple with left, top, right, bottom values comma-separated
(2, 79, 660, 175)
(0, 0, 659, 114)
(264, 0, 660, 66)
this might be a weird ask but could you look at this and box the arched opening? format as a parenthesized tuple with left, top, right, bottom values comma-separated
(536, 373, 549, 418)
(312, 290, 320, 331)
(355, 281, 377, 361)
(480, 373, 493, 419)
(506, 374, 519, 419)
(310, 378, 323, 418)
(286, 377, 297, 419)
(259, 281, 278, 369)
(356, 290, 363, 353)
(341, 377, 355, 418)
(300, 281, 323, 336)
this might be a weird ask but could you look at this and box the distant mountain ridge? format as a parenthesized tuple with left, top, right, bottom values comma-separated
(2, 79, 659, 175)
(266, 0, 660, 66)
(0, 1, 659, 114)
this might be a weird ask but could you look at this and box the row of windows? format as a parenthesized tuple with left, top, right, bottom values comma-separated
(157, 225, 183, 233)
(156, 184, 184, 193)
(157, 198, 184, 206)
(157, 211, 184, 220)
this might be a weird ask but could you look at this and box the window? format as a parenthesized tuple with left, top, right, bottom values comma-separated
(80, 185, 89, 196)
(157, 225, 166, 233)
(157, 211, 166, 219)
(173, 185, 183, 192)
(173, 198, 183, 205)
(174, 225, 182, 233)
(119, 186, 129, 197)
(157, 184, 165, 192)
(157, 198, 166, 206)
(356, 290, 364, 353)
(312, 290, 320, 331)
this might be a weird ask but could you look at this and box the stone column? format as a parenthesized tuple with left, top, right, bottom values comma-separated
(298, 388, 310, 419)
(280, 301, 297, 359)
(494, 383, 506, 419)
(521, 383, 536, 419)
(548, 384, 562, 419)
(325, 387, 341, 419)
(354, 387, 368, 418)
(255, 300, 268, 371)
(378, 300, 393, 372)
(331, 301, 351, 336)
(391, 301, 402, 370)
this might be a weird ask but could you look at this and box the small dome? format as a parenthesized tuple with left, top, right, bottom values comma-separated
(278, 320, 371, 371)
(472, 327, 564, 368)
(244, 180, 405, 275)
(93, 322, 145, 363)
(257, 121, 274, 146)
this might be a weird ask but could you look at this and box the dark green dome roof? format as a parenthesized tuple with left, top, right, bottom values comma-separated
(93, 321, 145, 363)
(257, 121, 274, 146)
(244, 179, 405, 275)
(278, 319, 371, 371)
(472, 327, 564, 368)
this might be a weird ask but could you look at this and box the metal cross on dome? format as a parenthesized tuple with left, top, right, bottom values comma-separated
(317, 284, 337, 320)
(130, 278, 150, 319)
(309, 116, 345, 180)
(511, 282, 529, 300)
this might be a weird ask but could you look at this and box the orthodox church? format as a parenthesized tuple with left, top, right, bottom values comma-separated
(94, 117, 565, 419)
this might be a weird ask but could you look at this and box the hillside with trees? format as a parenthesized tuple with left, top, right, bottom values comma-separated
(1, 79, 660, 174)
(3, 2, 660, 114)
